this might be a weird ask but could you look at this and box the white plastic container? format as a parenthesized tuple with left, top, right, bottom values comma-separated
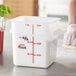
(11, 16, 59, 68)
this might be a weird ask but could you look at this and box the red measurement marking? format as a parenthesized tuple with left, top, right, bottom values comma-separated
(27, 41, 41, 45)
(37, 25, 42, 27)
(27, 53, 41, 56)
(19, 44, 25, 46)
(19, 37, 22, 38)
(27, 24, 42, 64)
(34, 43, 41, 45)
(25, 24, 30, 26)
(19, 24, 42, 64)
(27, 41, 33, 43)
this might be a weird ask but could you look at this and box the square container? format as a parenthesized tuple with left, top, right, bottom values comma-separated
(11, 16, 59, 68)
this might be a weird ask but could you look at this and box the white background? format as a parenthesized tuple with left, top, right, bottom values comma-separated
(39, 0, 70, 17)
(0, 0, 3, 4)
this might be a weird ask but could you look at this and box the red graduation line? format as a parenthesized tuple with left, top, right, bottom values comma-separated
(26, 24, 42, 64)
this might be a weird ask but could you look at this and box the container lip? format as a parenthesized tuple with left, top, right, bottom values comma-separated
(10, 16, 61, 24)
(11, 16, 61, 20)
